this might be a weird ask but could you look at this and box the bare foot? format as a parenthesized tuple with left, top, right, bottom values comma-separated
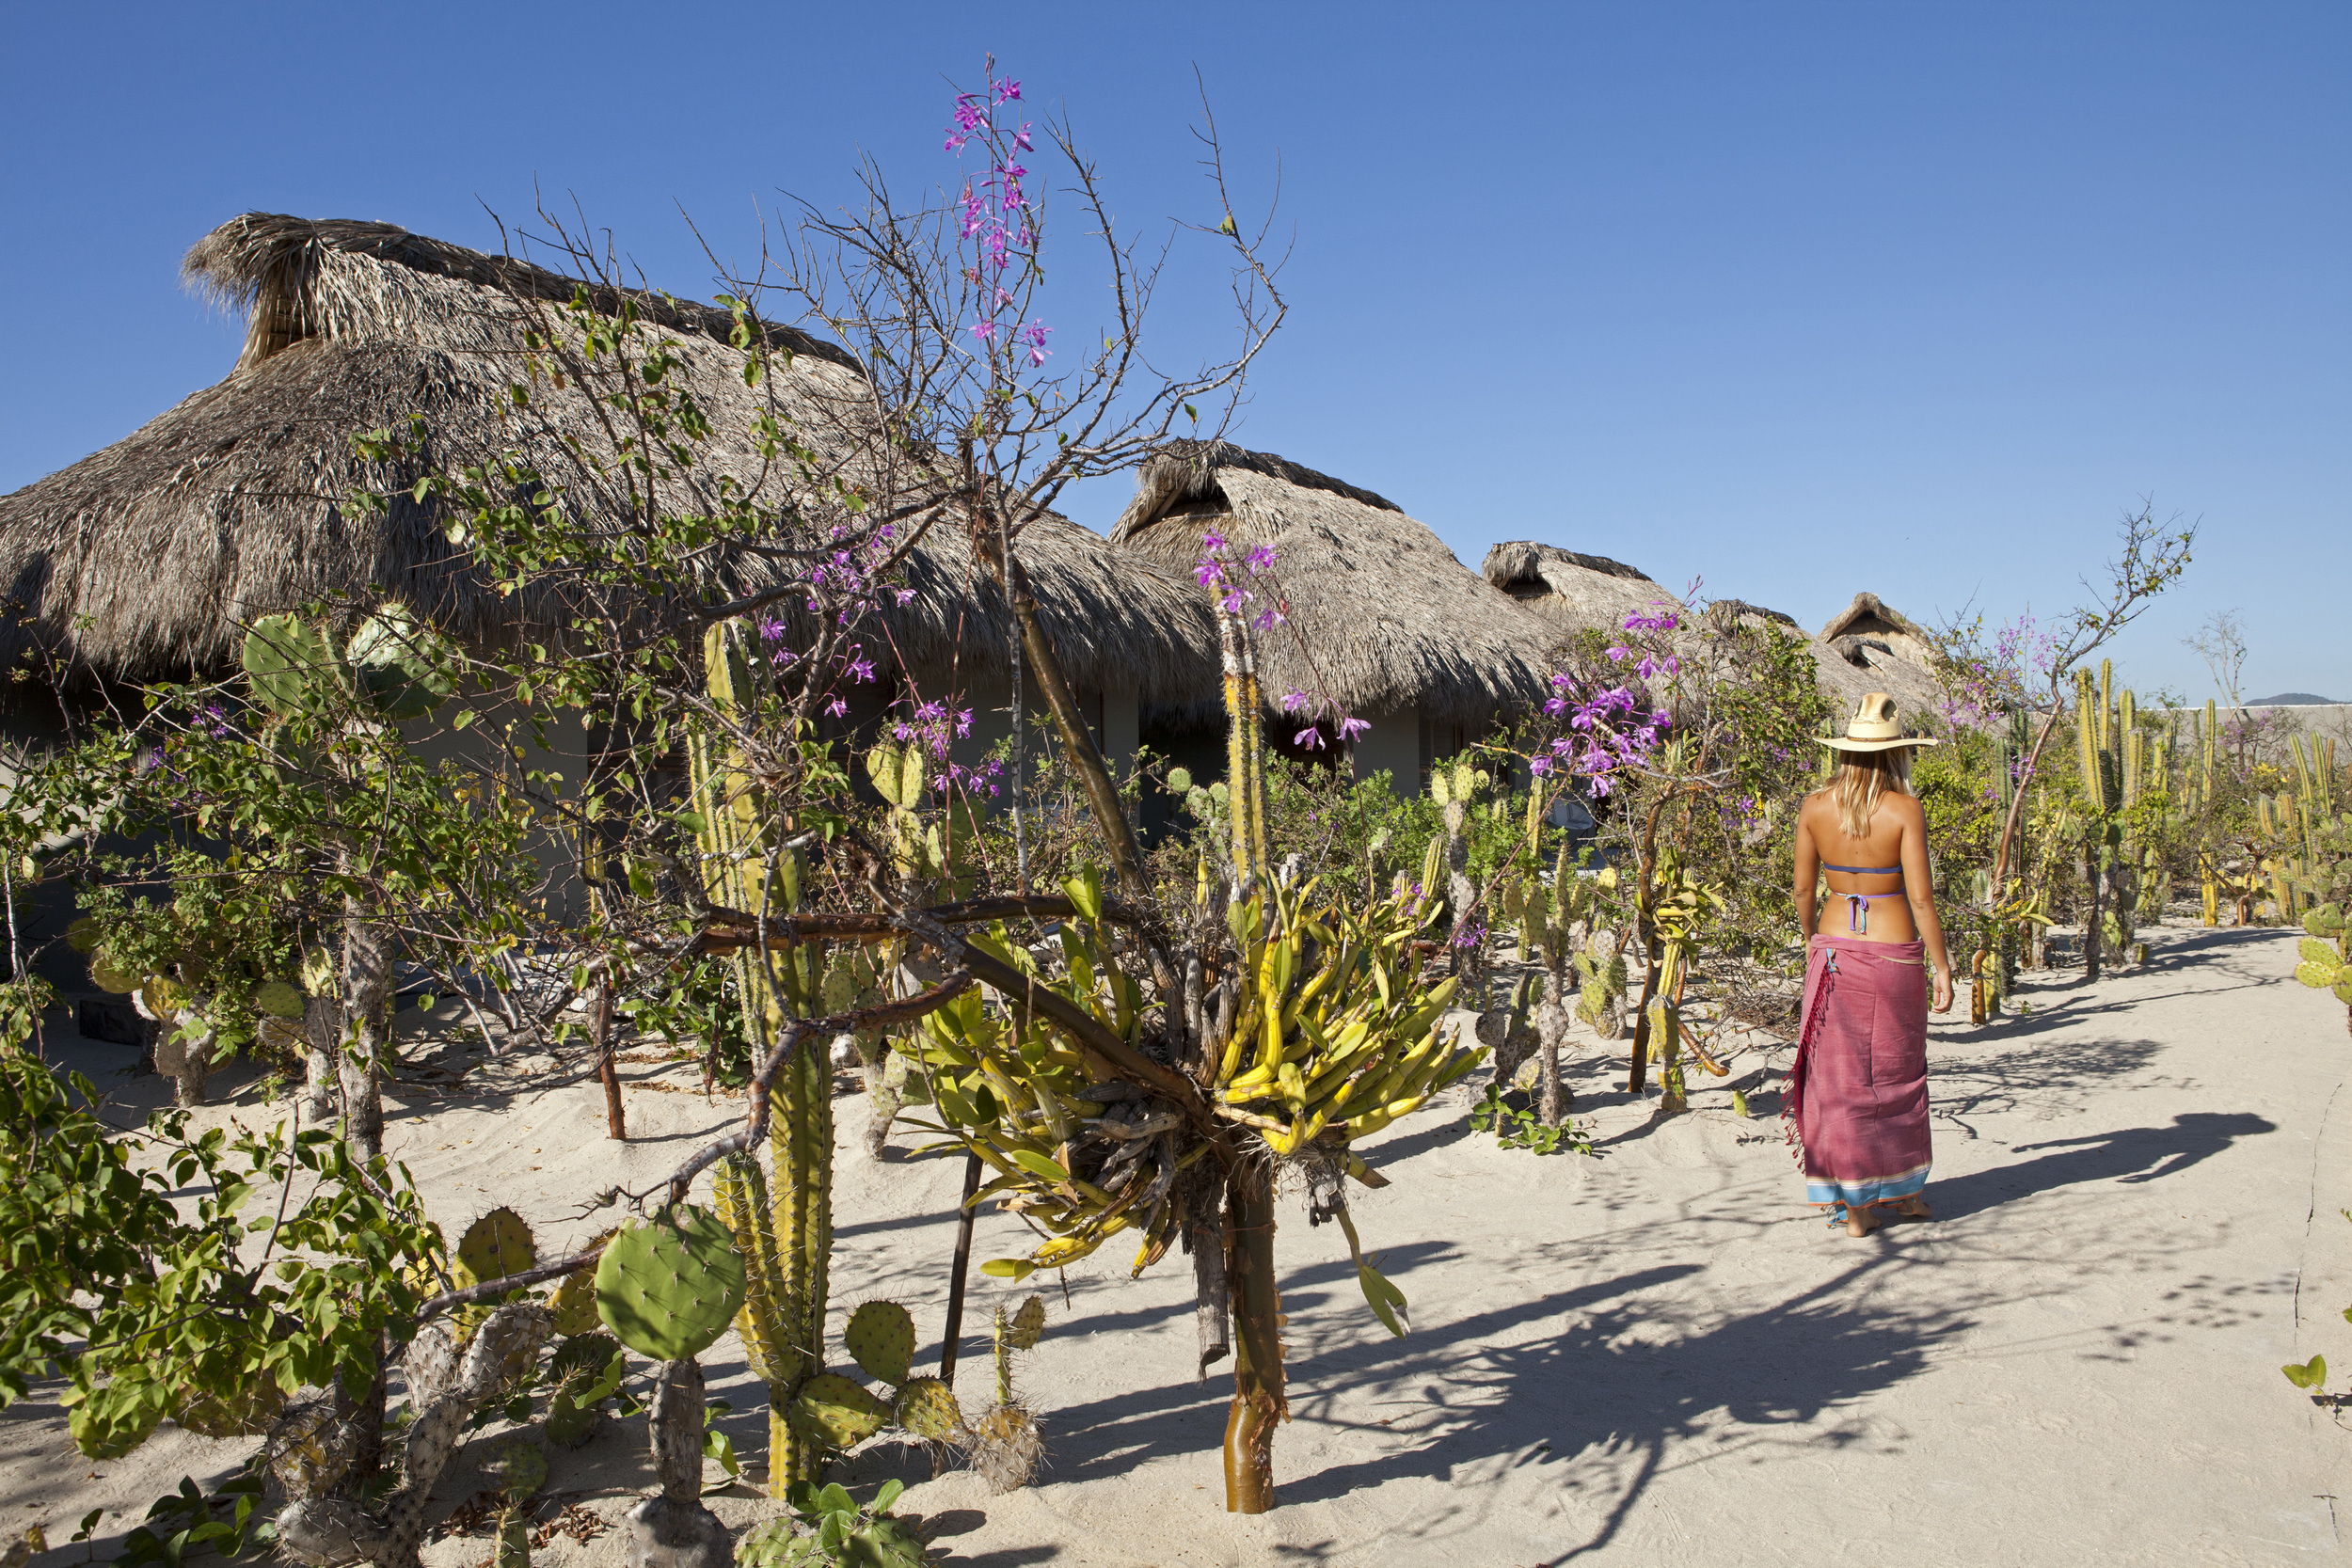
(1843, 1206, 1880, 1238)
(1894, 1196, 1932, 1222)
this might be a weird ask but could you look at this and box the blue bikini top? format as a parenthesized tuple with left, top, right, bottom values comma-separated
(1822, 863, 1904, 933)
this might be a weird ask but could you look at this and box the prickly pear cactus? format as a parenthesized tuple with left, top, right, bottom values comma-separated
(790, 1372, 891, 1449)
(595, 1208, 747, 1364)
(891, 1377, 962, 1441)
(843, 1301, 916, 1385)
(732, 1519, 798, 1568)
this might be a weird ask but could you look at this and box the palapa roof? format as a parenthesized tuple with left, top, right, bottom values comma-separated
(1484, 542, 1947, 717)
(1110, 442, 1553, 726)
(0, 214, 1216, 701)
(1482, 540, 1682, 636)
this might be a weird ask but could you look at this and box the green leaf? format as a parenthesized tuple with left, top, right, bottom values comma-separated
(1333, 1209, 1408, 1338)
(980, 1258, 1037, 1280)
(1008, 1149, 1069, 1182)
(872, 1478, 904, 1514)
(1062, 865, 1104, 924)
(2282, 1354, 2328, 1390)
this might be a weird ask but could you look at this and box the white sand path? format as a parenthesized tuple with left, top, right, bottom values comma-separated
(5, 919, 2345, 1566)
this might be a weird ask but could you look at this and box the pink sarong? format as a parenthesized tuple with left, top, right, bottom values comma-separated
(1784, 933, 1931, 1214)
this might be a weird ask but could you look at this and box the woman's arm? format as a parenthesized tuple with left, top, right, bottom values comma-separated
(1792, 798, 1820, 942)
(1898, 796, 1955, 1012)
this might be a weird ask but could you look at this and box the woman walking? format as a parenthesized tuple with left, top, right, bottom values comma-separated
(1788, 693, 1954, 1237)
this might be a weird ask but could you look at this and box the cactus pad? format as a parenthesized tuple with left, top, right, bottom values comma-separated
(791, 1372, 891, 1450)
(1006, 1294, 1047, 1351)
(491, 1438, 549, 1498)
(892, 1376, 963, 1440)
(594, 1206, 745, 1363)
(549, 1267, 600, 1338)
(548, 1331, 621, 1389)
(456, 1207, 537, 1290)
(734, 1518, 800, 1568)
(87, 951, 140, 994)
(842, 1300, 916, 1385)
(253, 980, 307, 1020)
(264, 1397, 361, 1500)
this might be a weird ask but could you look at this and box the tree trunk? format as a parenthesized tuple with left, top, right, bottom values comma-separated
(1535, 959, 1570, 1126)
(1221, 1161, 1282, 1514)
(341, 888, 391, 1165)
(301, 995, 342, 1126)
(594, 975, 627, 1140)
(1005, 569, 1150, 904)
(1626, 928, 1662, 1092)
(2081, 842, 2104, 982)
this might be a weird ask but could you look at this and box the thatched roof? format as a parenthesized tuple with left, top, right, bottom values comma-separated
(1482, 541, 1681, 637)
(1811, 592, 1940, 717)
(1111, 442, 1553, 726)
(0, 214, 1217, 701)
(1483, 542, 1949, 717)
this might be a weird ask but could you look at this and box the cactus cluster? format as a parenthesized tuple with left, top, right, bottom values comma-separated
(787, 1300, 963, 1453)
(736, 1479, 928, 1568)
(965, 1295, 1049, 1495)
(272, 1303, 553, 1568)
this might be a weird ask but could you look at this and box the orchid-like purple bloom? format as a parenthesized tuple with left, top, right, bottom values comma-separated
(1338, 715, 1371, 742)
(1295, 726, 1325, 750)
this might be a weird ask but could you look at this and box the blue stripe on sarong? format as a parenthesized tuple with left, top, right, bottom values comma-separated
(1806, 1162, 1931, 1211)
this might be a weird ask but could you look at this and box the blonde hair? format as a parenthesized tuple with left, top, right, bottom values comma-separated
(1831, 748, 1914, 839)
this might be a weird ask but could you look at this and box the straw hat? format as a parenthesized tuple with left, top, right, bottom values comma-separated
(1816, 692, 1942, 753)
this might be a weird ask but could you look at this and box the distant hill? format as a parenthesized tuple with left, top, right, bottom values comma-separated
(2243, 692, 2341, 706)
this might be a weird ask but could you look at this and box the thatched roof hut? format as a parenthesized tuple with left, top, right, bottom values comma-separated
(1812, 592, 1941, 715)
(0, 214, 1216, 709)
(1112, 443, 1553, 723)
(1482, 541, 1680, 637)
(1482, 542, 1945, 719)
(1110, 442, 1553, 784)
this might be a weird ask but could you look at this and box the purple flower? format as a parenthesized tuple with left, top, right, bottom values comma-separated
(847, 657, 876, 684)
(1338, 715, 1371, 742)
(993, 77, 1022, 103)
(1295, 726, 1325, 750)
(1218, 589, 1248, 614)
(971, 321, 997, 341)
(1244, 544, 1278, 575)
(1530, 756, 1555, 776)
(826, 696, 849, 718)
(1280, 689, 1310, 713)
(894, 588, 916, 606)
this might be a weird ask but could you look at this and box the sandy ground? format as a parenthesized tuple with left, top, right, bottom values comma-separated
(5, 916, 2347, 1567)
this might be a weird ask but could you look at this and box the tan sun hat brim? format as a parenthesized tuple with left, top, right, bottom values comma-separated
(1816, 691, 1942, 752)
(1814, 733, 1941, 752)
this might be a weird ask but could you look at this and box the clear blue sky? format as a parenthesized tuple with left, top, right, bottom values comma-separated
(4, 3, 2344, 702)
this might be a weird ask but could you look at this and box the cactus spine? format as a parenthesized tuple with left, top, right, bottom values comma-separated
(691, 621, 831, 1494)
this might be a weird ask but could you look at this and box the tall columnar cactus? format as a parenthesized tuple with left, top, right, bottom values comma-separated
(691, 620, 831, 1493)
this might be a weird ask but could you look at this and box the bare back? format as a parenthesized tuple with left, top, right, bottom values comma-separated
(1793, 785, 1931, 944)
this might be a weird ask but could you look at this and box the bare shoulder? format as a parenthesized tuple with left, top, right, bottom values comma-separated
(1885, 790, 1930, 828)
